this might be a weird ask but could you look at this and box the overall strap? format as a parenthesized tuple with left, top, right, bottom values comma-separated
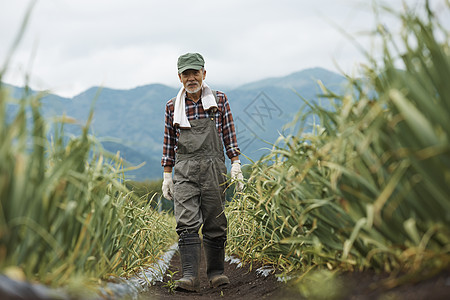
(207, 90, 219, 118)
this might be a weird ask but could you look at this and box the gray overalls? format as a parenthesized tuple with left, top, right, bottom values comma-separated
(173, 109, 228, 241)
(172, 103, 231, 290)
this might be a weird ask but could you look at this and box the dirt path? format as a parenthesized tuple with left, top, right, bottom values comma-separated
(138, 252, 450, 300)
(138, 252, 298, 300)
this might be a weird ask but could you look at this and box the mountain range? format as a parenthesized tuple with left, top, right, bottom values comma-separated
(5, 67, 347, 180)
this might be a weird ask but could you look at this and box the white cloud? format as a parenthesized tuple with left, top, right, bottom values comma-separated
(0, 0, 447, 97)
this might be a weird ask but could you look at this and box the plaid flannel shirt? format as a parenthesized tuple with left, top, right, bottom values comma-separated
(161, 90, 240, 167)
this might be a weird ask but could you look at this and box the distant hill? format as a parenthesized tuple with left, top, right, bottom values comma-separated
(4, 67, 347, 180)
(237, 67, 345, 91)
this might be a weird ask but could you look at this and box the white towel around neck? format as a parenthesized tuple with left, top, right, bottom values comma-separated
(173, 82, 217, 128)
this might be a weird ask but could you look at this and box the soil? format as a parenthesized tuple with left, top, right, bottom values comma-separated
(139, 252, 450, 300)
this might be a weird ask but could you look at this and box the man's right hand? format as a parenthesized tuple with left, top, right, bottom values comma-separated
(162, 172, 174, 200)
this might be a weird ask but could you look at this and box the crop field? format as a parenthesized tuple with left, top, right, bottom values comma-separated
(1, 1, 449, 299)
(0, 84, 177, 296)
(226, 0, 450, 294)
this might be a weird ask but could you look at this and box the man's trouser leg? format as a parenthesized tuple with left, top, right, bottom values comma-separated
(175, 232, 201, 292)
(203, 237, 230, 288)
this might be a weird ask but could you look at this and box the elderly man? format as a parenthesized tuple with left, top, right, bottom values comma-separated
(161, 53, 243, 292)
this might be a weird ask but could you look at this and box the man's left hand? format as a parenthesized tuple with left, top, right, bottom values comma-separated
(231, 161, 244, 192)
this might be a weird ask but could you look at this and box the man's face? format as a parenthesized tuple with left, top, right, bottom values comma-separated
(178, 68, 206, 94)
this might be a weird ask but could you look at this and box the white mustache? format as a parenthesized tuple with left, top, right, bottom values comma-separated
(185, 82, 202, 93)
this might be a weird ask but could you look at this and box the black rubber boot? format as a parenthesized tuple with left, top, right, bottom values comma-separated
(203, 237, 230, 288)
(175, 233, 201, 292)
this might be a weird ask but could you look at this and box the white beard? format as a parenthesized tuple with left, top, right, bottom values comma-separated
(185, 82, 202, 94)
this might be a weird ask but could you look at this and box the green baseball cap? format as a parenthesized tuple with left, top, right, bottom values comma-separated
(177, 53, 205, 73)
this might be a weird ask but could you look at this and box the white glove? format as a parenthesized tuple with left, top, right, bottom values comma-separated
(230, 160, 244, 192)
(162, 172, 174, 200)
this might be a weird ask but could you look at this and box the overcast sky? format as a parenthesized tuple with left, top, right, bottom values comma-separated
(0, 0, 447, 98)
